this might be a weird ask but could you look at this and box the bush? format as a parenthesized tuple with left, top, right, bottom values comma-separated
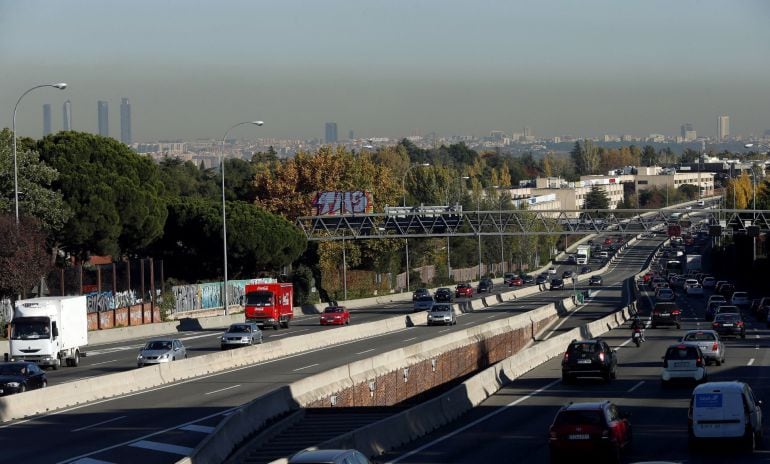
(290, 264, 315, 305)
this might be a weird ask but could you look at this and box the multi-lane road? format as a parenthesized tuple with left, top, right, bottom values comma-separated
(0, 238, 657, 464)
(383, 253, 768, 463)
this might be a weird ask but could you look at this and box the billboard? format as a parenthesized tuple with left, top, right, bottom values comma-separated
(312, 191, 374, 216)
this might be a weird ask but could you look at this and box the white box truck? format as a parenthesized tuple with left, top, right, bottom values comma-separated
(8, 296, 88, 369)
(576, 245, 591, 265)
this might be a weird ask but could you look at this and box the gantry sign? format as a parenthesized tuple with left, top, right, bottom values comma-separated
(296, 206, 770, 241)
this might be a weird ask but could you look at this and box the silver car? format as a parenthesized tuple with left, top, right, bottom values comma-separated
(220, 322, 263, 349)
(681, 330, 725, 366)
(413, 295, 435, 312)
(137, 338, 187, 367)
(427, 303, 456, 326)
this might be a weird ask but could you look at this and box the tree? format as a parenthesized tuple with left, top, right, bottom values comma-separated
(640, 145, 658, 167)
(583, 185, 610, 210)
(36, 132, 167, 260)
(677, 184, 699, 201)
(571, 140, 600, 175)
(726, 174, 752, 209)
(680, 148, 701, 164)
(0, 215, 52, 300)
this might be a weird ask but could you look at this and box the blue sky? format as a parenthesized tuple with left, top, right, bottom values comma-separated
(1, 0, 769, 141)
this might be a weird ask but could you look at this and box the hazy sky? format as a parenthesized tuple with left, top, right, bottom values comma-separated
(1, 0, 769, 141)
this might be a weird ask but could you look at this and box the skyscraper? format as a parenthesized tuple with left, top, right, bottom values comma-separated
(680, 123, 696, 142)
(718, 115, 730, 141)
(63, 100, 72, 131)
(43, 104, 52, 136)
(98, 100, 109, 137)
(120, 97, 132, 144)
(325, 122, 338, 144)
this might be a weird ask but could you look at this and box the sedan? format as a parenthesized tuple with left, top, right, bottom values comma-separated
(477, 278, 494, 293)
(561, 270, 574, 279)
(588, 275, 603, 286)
(520, 274, 535, 284)
(509, 276, 524, 287)
(434, 287, 452, 302)
(712, 313, 746, 339)
(680, 330, 725, 366)
(137, 339, 187, 367)
(536, 274, 549, 285)
(731, 291, 750, 308)
(580, 266, 592, 274)
(0, 362, 47, 395)
(412, 288, 430, 301)
(655, 288, 676, 302)
(220, 322, 263, 349)
(320, 306, 350, 326)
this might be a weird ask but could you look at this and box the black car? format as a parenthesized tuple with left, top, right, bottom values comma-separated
(536, 274, 549, 285)
(477, 278, 493, 293)
(412, 288, 430, 301)
(566, 255, 577, 265)
(589, 275, 603, 286)
(651, 302, 681, 329)
(580, 266, 592, 274)
(561, 339, 617, 383)
(434, 287, 452, 302)
(550, 278, 565, 290)
(0, 362, 47, 396)
(562, 270, 574, 279)
(520, 274, 535, 284)
(712, 313, 746, 339)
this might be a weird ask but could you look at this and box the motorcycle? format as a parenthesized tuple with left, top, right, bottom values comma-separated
(632, 327, 643, 347)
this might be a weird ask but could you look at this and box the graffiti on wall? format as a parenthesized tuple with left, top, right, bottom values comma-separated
(172, 280, 250, 313)
(312, 191, 373, 216)
(85, 289, 139, 313)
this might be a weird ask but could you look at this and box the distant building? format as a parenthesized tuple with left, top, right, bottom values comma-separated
(680, 123, 696, 142)
(718, 115, 730, 141)
(120, 97, 132, 144)
(42, 104, 52, 136)
(348, 129, 354, 140)
(98, 100, 109, 137)
(325, 122, 338, 144)
(63, 100, 72, 131)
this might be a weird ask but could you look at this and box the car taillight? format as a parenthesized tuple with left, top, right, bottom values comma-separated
(696, 357, 703, 367)
(562, 352, 569, 364)
(712, 322, 720, 328)
(672, 309, 681, 315)
(598, 352, 605, 362)
(712, 342, 719, 351)
(549, 430, 557, 440)
(737, 320, 744, 327)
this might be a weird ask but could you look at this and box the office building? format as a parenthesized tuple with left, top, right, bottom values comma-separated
(120, 97, 132, 144)
(63, 100, 72, 131)
(325, 122, 338, 144)
(98, 100, 109, 137)
(718, 115, 730, 141)
(680, 123, 696, 142)
(43, 104, 52, 136)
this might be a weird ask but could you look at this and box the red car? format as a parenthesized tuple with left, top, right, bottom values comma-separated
(509, 276, 524, 287)
(455, 283, 473, 298)
(603, 238, 613, 245)
(549, 401, 632, 462)
(319, 306, 350, 326)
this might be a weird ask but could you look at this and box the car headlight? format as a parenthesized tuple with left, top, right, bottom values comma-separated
(242, 337, 249, 341)
(7, 382, 20, 388)
(137, 354, 144, 360)
(160, 353, 169, 359)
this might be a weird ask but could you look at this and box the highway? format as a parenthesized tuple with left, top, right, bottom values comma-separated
(0, 239, 658, 464)
(382, 251, 768, 463)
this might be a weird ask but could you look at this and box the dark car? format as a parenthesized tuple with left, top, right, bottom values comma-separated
(520, 274, 535, 284)
(566, 255, 577, 265)
(712, 313, 746, 339)
(580, 266, 592, 274)
(718, 283, 736, 300)
(562, 270, 574, 279)
(588, 275, 603, 286)
(561, 339, 617, 383)
(549, 401, 632, 463)
(536, 274, 549, 285)
(651, 302, 681, 329)
(412, 288, 430, 302)
(0, 362, 47, 395)
(434, 287, 452, 302)
(550, 278, 565, 290)
(477, 278, 494, 293)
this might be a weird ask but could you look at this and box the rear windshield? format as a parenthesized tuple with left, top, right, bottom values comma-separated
(323, 307, 344, 313)
(568, 342, 598, 354)
(665, 346, 699, 360)
(733, 292, 747, 298)
(554, 410, 605, 426)
(716, 314, 740, 322)
(684, 332, 715, 341)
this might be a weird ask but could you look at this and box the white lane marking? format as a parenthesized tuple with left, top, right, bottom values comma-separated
(627, 381, 644, 393)
(403, 337, 417, 342)
(129, 440, 193, 455)
(71, 459, 115, 464)
(71, 415, 127, 432)
(204, 384, 241, 395)
(748, 358, 755, 366)
(293, 363, 319, 372)
(179, 424, 216, 433)
(267, 328, 310, 338)
(486, 315, 497, 319)
(438, 328, 451, 333)
(356, 349, 375, 355)
(385, 379, 560, 463)
(89, 359, 119, 367)
(87, 332, 222, 356)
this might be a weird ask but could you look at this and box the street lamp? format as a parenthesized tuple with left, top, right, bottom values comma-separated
(220, 120, 264, 314)
(401, 163, 431, 207)
(12, 82, 67, 224)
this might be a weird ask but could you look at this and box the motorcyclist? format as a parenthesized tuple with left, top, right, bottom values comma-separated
(630, 315, 646, 341)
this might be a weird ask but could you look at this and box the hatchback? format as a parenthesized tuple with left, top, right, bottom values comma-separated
(0, 362, 47, 395)
(655, 288, 675, 302)
(550, 278, 565, 290)
(220, 322, 263, 349)
(413, 295, 435, 312)
(681, 330, 725, 366)
(561, 339, 617, 383)
(661, 343, 707, 386)
(434, 287, 452, 302)
(455, 283, 473, 298)
(477, 278, 494, 293)
(548, 401, 632, 463)
(651, 302, 681, 329)
(412, 288, 430, 301)
(712, 313, 746, 339)
(589, 275, 603, 286)
(427, 303, 456, 326)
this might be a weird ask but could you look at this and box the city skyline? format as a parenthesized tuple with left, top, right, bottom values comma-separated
(2, 0, 769, 141)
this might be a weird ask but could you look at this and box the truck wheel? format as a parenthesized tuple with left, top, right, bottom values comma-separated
(273, 323, 279, 330)
(52, 357, 60, 370)
(71, 351, 80, 367)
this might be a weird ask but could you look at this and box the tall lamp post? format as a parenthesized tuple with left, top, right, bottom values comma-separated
(221, 120, 264, 314)
(12, 83, 68, 224)
(401, 163, 430, 292)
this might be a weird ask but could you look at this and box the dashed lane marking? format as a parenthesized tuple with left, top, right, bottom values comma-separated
(129, 440, 193, 456)
(292, 363, 319, 372)
(628, 381, 645, 393)
(204, 384, 240, 395)
(179, 424, 216, 433)
(71, 416, 127, 432)
(748, 358, 755, 366)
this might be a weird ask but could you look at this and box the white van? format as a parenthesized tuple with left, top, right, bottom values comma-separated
(689, 381, 763, 450)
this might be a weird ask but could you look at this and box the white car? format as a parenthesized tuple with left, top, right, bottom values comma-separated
(731, 291, 750, 307)
(661, 343, 707, 386)
(689, 381, 763, 451)
(702, 277, 716, 288)
(548, 267, 557, 275)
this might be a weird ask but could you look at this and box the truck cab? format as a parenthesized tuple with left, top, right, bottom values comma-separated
(243, 279, 294, 330)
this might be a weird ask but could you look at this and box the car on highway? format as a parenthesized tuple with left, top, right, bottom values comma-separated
(455, 283, 473, 298)
(0, 362, 47, 395)
(548, 401, 632, 462)
(714, 305, 740, 318)
(320, 306, 351, 326)
(220, 322, 263, 349)
(599, 251, 610, 259)
(651, 302, 681, 329)
(427, 303, 456, 326)
(688, 381, 763, 451)
(289, 449, 372, 464)
(434, 287, 452, 302)
(705, 295, 727, 321)
(137, 338, 187, 367)
(680, 330, 725, 366)
(548, 267, 557, 275)
(655, 288, 675, 302)
(589, 275, 603, 286)
(413, 295, 435, 312)
(536, 273, 549, 285)
(718, 283, 736, 300)
(685, 281, 704, 297)
(503, 272, 517, 285)
(712, 313, 746, 339)
(604, 237, 613, 245)
(561, 339, 617, 383)
(520, 274, 534, 284)
(714, 280, 729, 294)
(650, 277, 668, 290)
(508, 276, 524, 287)
(412, 288, 430, 301)
(701, 276, 716, 289)
(731, 291, 750, 308)
(562, 270, 574, 279)
(580, 266, 592, 274)
(550, 278, 565, 291)
(477, 278, 494, 293)
(566, 255, 577, 265)
(661, 343, 707, 386)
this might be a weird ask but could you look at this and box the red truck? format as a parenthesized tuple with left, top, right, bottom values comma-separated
(243, 279, 294, 330)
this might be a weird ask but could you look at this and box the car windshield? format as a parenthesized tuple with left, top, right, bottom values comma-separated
(431, 306, 450, 312)
(0, 364, 27, 376)
(554, 410, 605, 426)
(228, 325, 251, 333)
(324, 307, 344, 313)
(417, 296, 433, 302)
(10, 318, 51, 340)
(684, 332, 715, 341)
(145, 341, 173, 350)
